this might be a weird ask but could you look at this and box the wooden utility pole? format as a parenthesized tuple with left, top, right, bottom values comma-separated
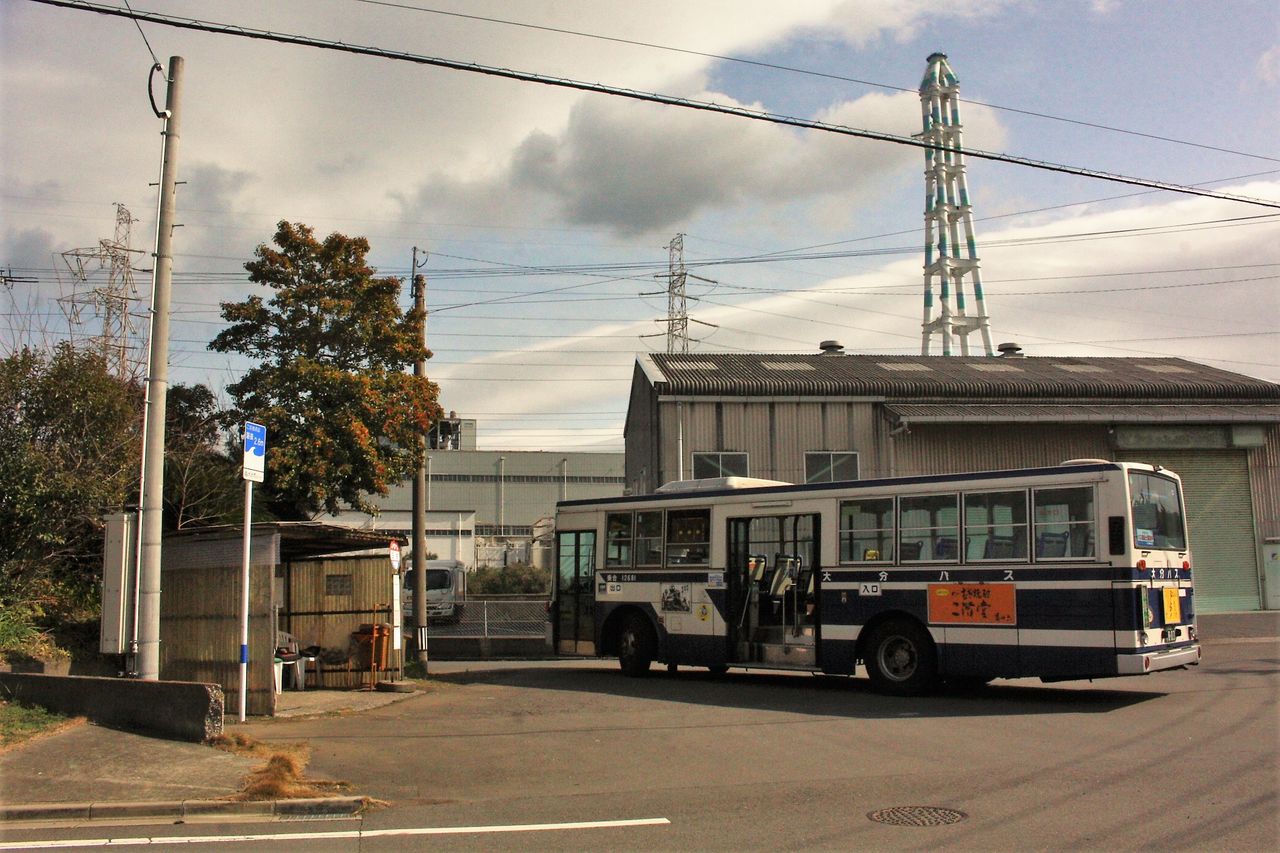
(410, 247, 429, 669)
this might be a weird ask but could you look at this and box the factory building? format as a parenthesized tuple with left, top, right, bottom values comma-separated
(624, 347, 1280, 613)
(336, 415, 625, 568)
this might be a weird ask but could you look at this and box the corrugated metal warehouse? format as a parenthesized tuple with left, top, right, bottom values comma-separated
(624, 349, 1280, 613)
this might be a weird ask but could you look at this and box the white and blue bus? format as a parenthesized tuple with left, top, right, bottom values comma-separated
(552, 460, 1200, 694)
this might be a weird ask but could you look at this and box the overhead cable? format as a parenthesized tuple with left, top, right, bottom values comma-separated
(30, 0, 1280, 210)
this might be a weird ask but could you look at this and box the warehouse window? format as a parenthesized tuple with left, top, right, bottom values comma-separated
(692, 452, 749, 479)
(805, 451, 859, 483)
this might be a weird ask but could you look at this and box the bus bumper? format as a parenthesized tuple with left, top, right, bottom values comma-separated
(1117, 644, 1201, 675)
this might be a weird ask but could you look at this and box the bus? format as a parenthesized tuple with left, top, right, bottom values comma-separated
(552, 460, 1200, 694)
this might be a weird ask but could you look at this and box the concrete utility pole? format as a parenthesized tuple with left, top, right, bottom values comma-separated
(410, 247, 429, 669)
(137, 56, 183, 681)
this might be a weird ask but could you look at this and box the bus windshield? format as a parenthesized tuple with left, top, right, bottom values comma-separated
(1128, 471, 1186, 550)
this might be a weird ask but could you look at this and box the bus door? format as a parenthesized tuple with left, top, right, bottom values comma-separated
(726, 514, 819, 665)
(555, 530, 596, 655)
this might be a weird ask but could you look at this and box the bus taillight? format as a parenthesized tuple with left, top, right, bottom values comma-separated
(1136, 559, 1147, 571)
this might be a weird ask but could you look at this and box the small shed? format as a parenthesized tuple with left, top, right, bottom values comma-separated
(161, 522, 400, 716)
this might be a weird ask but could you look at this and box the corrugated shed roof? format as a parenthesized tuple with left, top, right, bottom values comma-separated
(647, 354, 1280, 401)
(166, 521, 396, 561)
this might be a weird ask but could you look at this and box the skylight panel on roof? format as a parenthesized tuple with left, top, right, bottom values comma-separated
(877, 363, 932, 372)
(969, 363, 1023, 373)
(761, 362, 816, 371)
(673, 361, 718, 370)
(1139, 365, 1194, 374)
(1055, 364, 1109, 373)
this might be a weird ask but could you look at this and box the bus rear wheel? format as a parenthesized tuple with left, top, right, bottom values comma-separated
(864, 619, 938, 696)
(618, 614, 655, 677)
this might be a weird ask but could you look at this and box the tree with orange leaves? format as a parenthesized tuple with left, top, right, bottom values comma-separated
(211, 221, 441, 518)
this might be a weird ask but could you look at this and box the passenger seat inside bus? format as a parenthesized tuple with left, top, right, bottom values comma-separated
(983, 537, 1017, 559)
(1036, 531, 1069, 557)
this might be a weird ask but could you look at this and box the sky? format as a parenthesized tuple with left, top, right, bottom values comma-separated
(3, 0, 1279, 453)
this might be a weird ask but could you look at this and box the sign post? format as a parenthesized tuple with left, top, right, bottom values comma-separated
(239, 422, 266, 722)
(389, 541, 403, 679)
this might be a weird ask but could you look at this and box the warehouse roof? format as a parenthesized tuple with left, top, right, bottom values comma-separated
(642, 354, 1280, 401)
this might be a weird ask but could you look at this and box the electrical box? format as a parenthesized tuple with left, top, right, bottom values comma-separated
(100, 512, 138, 655)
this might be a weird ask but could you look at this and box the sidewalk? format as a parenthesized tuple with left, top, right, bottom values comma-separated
(0, 684, 425, 823)
(1, 617, 1274, 824)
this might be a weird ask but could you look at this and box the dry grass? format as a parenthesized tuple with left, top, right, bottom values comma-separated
(210, 731, 355, 801)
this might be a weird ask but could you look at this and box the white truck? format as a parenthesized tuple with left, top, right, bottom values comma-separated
(403, 559, 468, 623)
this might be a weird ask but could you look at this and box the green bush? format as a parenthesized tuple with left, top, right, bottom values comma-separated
(0, 602, 39, 653)
(0, 598, 68, 662)
(468, 562, 551, 595)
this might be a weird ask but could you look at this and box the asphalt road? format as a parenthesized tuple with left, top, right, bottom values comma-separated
(5, 639, 1277, 851)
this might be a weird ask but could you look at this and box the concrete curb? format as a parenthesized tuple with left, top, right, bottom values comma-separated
(0, 796, 367, 823)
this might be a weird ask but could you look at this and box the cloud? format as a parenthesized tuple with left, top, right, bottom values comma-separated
(1258, 44, 1280, 85)
(822, 0, 1023, 45)
(403, 90, 1006, 237)
(0, 225, 58, 269)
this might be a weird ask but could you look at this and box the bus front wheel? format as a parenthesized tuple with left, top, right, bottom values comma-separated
(864, 619, 938, 696)
(618, 614, 655, 677)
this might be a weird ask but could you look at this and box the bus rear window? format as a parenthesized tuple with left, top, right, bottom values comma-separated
(1128, 471, 1186, 550)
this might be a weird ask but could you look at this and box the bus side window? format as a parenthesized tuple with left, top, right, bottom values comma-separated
(635, 511, 663, 566)
(606, 512, 633, 567)
(1033, 486, 1095, 560)
(840, 497, 894, 562)
(666, 509, 710, 565)
(899, 494, 959, 562)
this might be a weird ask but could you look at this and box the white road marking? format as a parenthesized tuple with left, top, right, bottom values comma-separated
(0, 817, 671, 849)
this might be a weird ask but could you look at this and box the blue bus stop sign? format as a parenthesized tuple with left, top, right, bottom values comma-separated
(243, 422, 266, 483)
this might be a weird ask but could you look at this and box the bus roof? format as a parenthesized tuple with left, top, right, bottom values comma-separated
(558, 460, 1136, 511)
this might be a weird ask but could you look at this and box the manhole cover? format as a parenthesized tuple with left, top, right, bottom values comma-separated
(867, 806, 968, 827)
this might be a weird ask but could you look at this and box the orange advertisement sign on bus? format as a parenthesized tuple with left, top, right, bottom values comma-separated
(928, 583, 1017, 625)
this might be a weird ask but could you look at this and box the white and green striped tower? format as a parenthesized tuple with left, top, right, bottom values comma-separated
(919, 52, 994, 356)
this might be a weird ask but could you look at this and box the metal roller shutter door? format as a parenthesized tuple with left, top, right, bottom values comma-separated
(1143, 450, 1260, 613)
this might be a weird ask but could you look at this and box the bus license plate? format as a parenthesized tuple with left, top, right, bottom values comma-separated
(1162, 587, 1181, 625)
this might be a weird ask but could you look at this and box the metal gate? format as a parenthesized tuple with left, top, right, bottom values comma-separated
(1145, 450, 1260, 612)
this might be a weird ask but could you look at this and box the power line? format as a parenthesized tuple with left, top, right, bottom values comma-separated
(31, 0, 1280, 210)
(350, 0, 1279, 165)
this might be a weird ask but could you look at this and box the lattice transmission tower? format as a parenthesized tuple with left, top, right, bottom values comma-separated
(664, 234, 689, 354)
(918, 53, 994, 356)
(58, 203, 146, 378)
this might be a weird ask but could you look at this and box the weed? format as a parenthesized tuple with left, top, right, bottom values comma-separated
(0, 699, 81, 752)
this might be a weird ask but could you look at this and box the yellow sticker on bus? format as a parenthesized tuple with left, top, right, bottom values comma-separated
(1162, 586, 1182, 624)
